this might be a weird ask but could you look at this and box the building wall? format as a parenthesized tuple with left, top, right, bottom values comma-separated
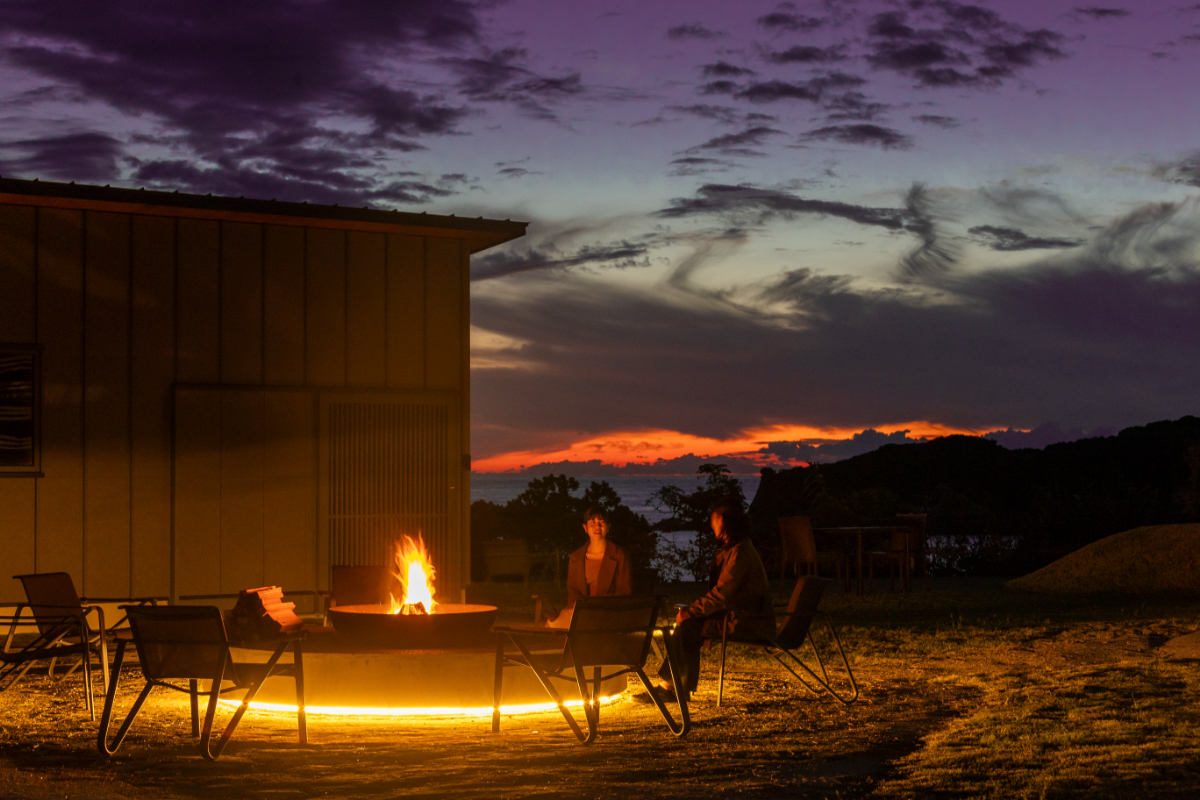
(0, 203, 470, 603)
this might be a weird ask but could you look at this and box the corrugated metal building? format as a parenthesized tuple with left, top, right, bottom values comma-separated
(0, 178, 524, 604)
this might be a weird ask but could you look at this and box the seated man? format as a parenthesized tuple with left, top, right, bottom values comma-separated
(644, 499, 774, 702)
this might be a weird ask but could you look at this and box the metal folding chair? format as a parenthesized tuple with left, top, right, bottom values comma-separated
(492, 595, 690, 744)
(716, 575, 858, 707)
(1, 606, 103, 719)
(97, 604, 307, 761)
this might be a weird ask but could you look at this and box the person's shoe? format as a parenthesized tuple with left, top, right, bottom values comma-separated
(632, 685, 682, 704)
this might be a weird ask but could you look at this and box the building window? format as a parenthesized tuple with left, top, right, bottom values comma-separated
(0, 344, 41, 476)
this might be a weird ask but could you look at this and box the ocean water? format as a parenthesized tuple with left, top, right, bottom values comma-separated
(470, 473, 761, 525)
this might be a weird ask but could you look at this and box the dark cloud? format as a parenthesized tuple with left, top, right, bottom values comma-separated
(969, 225, 1084, 251)
(1072, 7, 1131, 20)
(0, 0, 483, 201)
(441, 47, 583, 121)
(736, 80, 821, 103)
(701, 61, 756, 77)
(912, 114, 962, 128)
(667, 104, 741, 124)
(732, 72, 865, 104)
(760, 429, 928, 464)
(823, 92, 890, 122)
(756, 12, 825, 33)
(0, 131, 121, 181)
(865, 3, 1067, 89)
(370, 180, 456, 204)
(689, 126, 785, 157)
(764, 45, 846, 64)
(489, 454, 769, 477)
(801, 123, 913, 149)
(984, 422, 1115, 450)
(667, 24, 723, 40)
(472, 239, 654, 282)
(1152, 152, 1200, 188)
(498, 167, 542, 178)
(656, 183, 907, 231)
(667, 157, 737, 177)
(699, 80, 740, 96)
(898, 183, 958, 278)
(472, 201, 1200, 459)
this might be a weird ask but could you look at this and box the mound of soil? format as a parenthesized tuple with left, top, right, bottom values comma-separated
(1008, 524, 1200, 595)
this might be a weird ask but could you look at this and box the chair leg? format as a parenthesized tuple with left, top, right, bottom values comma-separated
(97, 632, 110, 694)
(634, 666, 690, 738)
(491, 635, 505, 733)
(190, 680, 200, 737)
(293, 642, 308, 745)
(199, 655, 228, 761)
(572, 664, 599, 742)
(98, 643, 154, 756)
(208, 642, 289, 760)
(509, 636, 587, 743)
(82, 642, 94, 720)
(591, 666, 602, 724)
(717, 616, 729, 708)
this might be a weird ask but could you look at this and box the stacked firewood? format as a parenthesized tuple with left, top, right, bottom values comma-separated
(229, 586, 304, 641)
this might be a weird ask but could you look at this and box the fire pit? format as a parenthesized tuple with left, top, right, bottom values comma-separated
(327, 603, 498, 650)
(228, 534, 626, 715)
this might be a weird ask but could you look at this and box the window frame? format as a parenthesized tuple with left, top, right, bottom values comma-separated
(0, 342, 43, 477)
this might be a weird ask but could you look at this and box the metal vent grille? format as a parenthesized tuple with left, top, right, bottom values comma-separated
(327, 401, 452, 576)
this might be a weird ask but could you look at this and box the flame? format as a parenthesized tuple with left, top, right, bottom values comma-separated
(388, 534, 437, 615)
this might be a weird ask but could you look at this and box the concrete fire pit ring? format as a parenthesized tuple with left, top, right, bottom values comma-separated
(229, 626, 628, 715)
(326, 603, 498, 650)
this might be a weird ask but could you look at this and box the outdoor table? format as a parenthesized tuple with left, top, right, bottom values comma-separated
(811, 526, 920, 595)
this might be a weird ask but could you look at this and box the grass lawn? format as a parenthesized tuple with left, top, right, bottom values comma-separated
(1, 578, 1198, 799)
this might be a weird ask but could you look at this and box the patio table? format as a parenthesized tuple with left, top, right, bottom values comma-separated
(811, 526, 920, 595)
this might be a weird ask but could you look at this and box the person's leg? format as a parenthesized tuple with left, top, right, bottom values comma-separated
(657, 618, 707, 693)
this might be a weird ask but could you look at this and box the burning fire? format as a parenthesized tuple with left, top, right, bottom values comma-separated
(389, 534, 437, 615)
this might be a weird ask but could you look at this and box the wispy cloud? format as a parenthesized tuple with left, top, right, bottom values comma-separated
(667, 24, 724, 40)
(0, 131, 122, 181)
(801, 123, 912, 149)
(912, 114, 962, 129)
(756, 11, 825, 33)
(969, 225, 1084, 251)
(1072, 7, 1131, 21)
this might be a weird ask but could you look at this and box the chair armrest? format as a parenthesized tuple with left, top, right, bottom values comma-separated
(81, 604, 107, 637)
(79, 595, 165, 604)
(493, 625, 566, 637)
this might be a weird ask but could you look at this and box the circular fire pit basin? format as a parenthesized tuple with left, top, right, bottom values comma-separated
(327, 603, 498, 650)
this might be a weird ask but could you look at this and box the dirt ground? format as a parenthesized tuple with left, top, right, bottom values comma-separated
(2, 579, 1198, 799)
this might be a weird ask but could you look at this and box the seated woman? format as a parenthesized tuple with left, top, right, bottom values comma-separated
(546, 506, 632, 628)
(644, 498, 773, 701)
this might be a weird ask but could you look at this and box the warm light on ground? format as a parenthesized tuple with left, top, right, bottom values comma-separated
(218, 696, 618, 718)
(471, 420, 984, 472)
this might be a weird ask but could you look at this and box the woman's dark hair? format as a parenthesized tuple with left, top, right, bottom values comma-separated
(583, 506, 610, 524)
(710, 498, 750, 543)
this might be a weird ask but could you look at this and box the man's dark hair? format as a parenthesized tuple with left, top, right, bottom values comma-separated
(711, 498, 750, 543)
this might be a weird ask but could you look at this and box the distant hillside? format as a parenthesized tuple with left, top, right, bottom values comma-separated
(1008, 524, 1200, 596)
(749, 416, 1200, 575)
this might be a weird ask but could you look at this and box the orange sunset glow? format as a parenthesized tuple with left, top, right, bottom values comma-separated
(471, 421, 983, 473)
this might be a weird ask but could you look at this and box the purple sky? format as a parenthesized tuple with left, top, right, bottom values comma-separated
(3, 1, 1199, 467)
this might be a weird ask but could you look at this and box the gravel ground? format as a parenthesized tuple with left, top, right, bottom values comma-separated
(3, 578, 1197, 799)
